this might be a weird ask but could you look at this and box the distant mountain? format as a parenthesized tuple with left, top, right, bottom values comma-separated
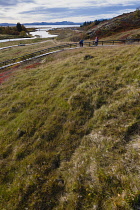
(0, 23, 16, 26)
(0, 21, 82, 26)
(24, 21, 82, 25)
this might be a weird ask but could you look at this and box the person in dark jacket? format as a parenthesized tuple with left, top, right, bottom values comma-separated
(79, 39, 84, 47)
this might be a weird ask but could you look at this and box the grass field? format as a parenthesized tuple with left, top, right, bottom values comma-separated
(0, 40, 59, 63)
(0, 44, 140, 209)
(0, 37, 57, 48)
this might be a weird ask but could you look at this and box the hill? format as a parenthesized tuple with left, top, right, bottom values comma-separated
(82, 10, 140, 39)
(46, 10, 140, 42)
(0, 44, 140, 209)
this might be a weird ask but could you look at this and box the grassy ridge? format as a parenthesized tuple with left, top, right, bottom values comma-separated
(0, 45, 140, 209)
(101, 28, 140, 41)
(84, 10, 140, 39)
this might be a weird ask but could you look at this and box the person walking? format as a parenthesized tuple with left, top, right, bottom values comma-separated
(95, 37, 99, 46)
(79, 39, 84, 47)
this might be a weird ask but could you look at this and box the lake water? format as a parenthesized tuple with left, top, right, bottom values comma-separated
(28, 24, 80, 38)
(0, 25, 80, 43)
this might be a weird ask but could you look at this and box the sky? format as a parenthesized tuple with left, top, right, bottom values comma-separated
(0, 0, 139, 24)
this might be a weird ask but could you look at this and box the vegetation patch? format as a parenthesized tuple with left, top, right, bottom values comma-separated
(0, 45, 140, 209)
(0, 23, 30, 40)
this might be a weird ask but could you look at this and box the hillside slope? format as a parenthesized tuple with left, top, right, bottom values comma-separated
(85, 10, 140, 39)
(0, 45, 140, 209)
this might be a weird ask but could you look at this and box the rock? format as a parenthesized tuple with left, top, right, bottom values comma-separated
(84, 55, 94, 60)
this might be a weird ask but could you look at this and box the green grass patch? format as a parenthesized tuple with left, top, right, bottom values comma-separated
(0, 45, 140, 209)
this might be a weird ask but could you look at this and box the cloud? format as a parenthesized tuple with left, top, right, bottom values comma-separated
(0, 0, 139, 23)
(34, 0, 139, 8)
(0, 0, 18, 6)
(0, 0, 34, 7)
(19, 3, 138, 19)
(20, 7, 70, 15)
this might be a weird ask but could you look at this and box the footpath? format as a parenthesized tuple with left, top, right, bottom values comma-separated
(0, 46, 79, 84)
(0, 39, 139, 84)
(0, 40, 56, 51)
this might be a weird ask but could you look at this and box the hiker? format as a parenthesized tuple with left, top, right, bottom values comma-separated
(95, 37, 99, 46)
(79, 39, 84, 47)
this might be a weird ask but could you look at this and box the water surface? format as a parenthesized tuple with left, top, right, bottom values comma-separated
(0, 25, 80, 43)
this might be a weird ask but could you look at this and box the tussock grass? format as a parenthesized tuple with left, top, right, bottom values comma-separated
(0, 45, 140, 209)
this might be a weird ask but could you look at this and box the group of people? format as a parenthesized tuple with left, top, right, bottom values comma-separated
(79, 36, 99, 47)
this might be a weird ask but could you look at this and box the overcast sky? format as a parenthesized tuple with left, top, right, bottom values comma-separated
(0, 0, 139, 23)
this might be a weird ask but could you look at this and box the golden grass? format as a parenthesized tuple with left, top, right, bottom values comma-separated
(0, 44, 140, 209)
